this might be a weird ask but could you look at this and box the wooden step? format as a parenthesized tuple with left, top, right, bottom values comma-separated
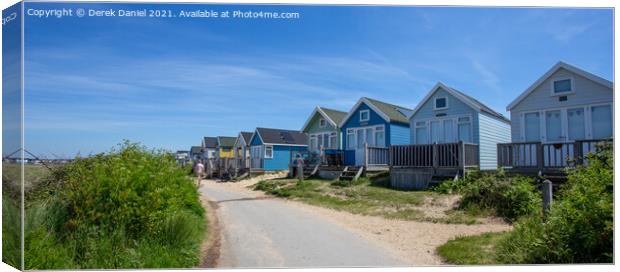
(338, 166, 364, 181)
(319, 165, 345, 171)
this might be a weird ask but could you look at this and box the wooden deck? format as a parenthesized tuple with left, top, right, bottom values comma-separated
(388, 142, 479, 189)
(497, 139, 610, 178)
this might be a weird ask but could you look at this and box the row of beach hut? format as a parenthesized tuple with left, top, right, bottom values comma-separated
(184, 61, 613, 188)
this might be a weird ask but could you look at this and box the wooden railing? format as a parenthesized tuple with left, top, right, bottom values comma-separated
(364, 143, 390, 167)
(389, 142, 479, 169)
(497, 142, 541, 169)
(497, 139, 611, 171)
(463, 143, 479, 166)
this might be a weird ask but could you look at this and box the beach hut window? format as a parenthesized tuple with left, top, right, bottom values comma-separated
(591, 105, 612, 139)
(310, 135, 317, 151)
(329, 133, 337, 149)
(415, 121, 428, 144)
(360, 110, 370, 122)
(434, 97, 448, 110)
(457, 117, 472, 143)
(347, 129, 355, 149)
(552, 78, 572, 94)
(375, 126, 385, 147)
(264, 145, 273, 159)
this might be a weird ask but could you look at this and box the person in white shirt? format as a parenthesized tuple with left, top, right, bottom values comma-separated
(194, 160, 205, 187)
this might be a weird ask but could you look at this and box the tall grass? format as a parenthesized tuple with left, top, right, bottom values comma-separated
(21, 141, 207, 269)
(2, 194, 22, 269)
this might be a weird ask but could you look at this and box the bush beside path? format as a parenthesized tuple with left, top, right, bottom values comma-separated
(10, 141, 208, 269)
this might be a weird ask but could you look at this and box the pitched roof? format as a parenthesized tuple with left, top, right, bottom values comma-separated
(339, 97, 412, 126)
(507, 61, 613, 111)
(254, 127, 308, 146)
(240, 132, 253, 144)
(409, 82, 510, 124)
(190, 146, 202, 154)
(202, 137, 217, 148)
(235, 131, 254, 147)
(217, 136, 237, 147)
(301, 106, 348, 131)
(447, 86, 510, 123)
(321, 107, 347, 125)
(364, 97, 413, 124)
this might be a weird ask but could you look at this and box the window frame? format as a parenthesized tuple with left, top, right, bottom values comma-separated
(264, 145, 273, 159)
(359, 109, 370, 122)
(309, 135, 318, 151)
(374, 125, 385, 147)
(566, 107, 586, 141)
(319, 118, 326, 128)
(434, 97, 449, 110)
(346, 129, 356, 150)
(329, 132, 337, 149)
(414, 122, 428, 144)
(412, 114, 472, 144)
(550, 76, 575, 96)
(457, 117, 473, 143)
(544, 109, 564, 142)
(590, 104, 613, 140)
(519, 102, 613, 143)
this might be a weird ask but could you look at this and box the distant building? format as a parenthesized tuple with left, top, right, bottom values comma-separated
(249, 127, 308, 171)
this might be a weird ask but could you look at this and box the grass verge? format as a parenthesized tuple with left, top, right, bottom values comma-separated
(253, 176, 482, 224)
(437, 232, 508, 265)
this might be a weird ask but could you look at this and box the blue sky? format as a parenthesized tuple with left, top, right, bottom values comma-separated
(21, 2, 613, 158)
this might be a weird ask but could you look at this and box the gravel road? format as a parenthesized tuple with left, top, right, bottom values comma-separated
(199, 181, 405, 268)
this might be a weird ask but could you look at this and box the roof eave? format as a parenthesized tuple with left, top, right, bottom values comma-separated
(338, 98, 392, 127)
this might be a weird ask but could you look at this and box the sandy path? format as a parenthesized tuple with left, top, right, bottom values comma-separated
(203, 178, 512, 266)
(200, 178, 404, 268)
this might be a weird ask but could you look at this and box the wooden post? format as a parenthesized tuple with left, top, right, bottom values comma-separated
(574, 140, 583, 165)
(536, 142, 544, 173)
(364, 142, 369, 169)
(432, 143, 438, 170)
(496, 144, 502, 168)
(459, 141, 465, 171)
(542, 179, 552, 216)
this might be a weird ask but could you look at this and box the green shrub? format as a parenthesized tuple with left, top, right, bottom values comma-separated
(451, 172, 540, 220)
(432, 176, 469, 194)
(331, 179, 353, 187)
(331, 178, 367, 187)
(497, 143, 613, 263)
(253, 180, 279, 192)
(22, 141, 206, 269)
(57, 141, 204, 238)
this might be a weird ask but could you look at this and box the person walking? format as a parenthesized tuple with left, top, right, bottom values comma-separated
(194, 160, 205, 187)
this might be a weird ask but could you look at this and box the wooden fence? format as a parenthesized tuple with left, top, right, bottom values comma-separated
(389, 142, 479, 169)
(364, 143, 389, 168)
(497, 139, 610, 172)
